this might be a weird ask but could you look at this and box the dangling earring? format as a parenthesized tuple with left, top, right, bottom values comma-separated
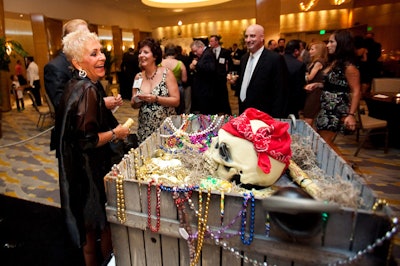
(79, 69, 87, 78)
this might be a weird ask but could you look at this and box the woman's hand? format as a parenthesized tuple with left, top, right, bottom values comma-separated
(304, 82, 323, 92)
(137, 93, 157, 103)
(226, 73, 238, 84)
(104, 95, 123, 110)
(344, 114, 357, 131)
(113, 124, 130, 140)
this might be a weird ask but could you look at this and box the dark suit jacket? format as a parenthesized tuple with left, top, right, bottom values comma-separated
(237, 48, 289, 118)
(44, 52, 73, 151)
(214, 47, 232, 114)
(191, 47, 217, 114)
(44, 52, 74, 110)
(283, 53, 306, 118)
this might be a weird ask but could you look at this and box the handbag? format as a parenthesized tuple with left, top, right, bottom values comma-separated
(108, 134, 139, 165)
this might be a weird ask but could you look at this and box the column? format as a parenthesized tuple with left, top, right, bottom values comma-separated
(30, 14, 49, 101)
(256, 0, 281, 43)
(132, 28, 140, 49)
(0, 0, 10, 112)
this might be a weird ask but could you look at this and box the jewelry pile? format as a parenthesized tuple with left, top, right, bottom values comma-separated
(110, 114, 398, 266)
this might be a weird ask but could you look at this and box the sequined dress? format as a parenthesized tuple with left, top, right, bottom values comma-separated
(315, 64, 351, 133)
(137, 68, 176, 143)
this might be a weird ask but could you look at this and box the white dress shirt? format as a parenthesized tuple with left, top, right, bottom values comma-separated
(27, 61, 40, 87)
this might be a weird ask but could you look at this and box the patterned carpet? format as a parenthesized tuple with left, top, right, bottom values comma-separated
(0, 91, 399, 263)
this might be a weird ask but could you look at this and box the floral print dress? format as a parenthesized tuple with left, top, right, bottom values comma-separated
(137, 68, 176, 143)
(315, 64, 351, 133)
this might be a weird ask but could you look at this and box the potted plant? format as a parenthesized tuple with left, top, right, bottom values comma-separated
(0, 36, 29, 138)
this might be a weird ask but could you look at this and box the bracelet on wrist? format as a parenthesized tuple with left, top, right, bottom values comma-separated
(348, 113, 355, 117)
(110, 129, 116, 142)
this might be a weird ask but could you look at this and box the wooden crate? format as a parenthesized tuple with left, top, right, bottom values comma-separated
(105, 116, 396, 266)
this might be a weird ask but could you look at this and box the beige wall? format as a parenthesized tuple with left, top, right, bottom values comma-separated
(154, 19, 256, 51)
(4, 0, 400, 63)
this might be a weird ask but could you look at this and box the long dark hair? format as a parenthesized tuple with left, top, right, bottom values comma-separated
(139, 37, 162, 65)
(329, 29, 356, 68)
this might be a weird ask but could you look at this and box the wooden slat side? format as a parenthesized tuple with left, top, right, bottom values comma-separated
(110, 223, 132, 266)
(127, 228, 146, 266)
(160, 187, 180, 266)
(143, 231, 163, 265)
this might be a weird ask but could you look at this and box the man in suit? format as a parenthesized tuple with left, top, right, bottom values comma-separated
(228, 24, 288, 117)
(283, 39, 306, 118)
(120, 47, 140, 100)
(209, 34, 232, 114)
(44, 19, 90, 109)
(189, 40, 217, 114)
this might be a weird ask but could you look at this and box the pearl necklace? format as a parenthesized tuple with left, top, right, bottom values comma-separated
(161, 114, 226, 138)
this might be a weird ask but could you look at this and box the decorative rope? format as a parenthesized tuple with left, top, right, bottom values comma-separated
(0, 126, 54, 148)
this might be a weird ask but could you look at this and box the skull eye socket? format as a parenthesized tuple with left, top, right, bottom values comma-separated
(219, 142, 231, 162)
(214, 142, 219, 149)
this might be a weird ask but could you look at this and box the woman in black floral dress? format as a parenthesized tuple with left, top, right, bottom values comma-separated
(305, 30, 361, 154)
(130, 38, 180, 143)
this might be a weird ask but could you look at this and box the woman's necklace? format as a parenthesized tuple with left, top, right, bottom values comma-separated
(145, 67, 158, 80)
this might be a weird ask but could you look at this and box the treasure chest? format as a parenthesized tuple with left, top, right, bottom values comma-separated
(104, 115, 397, 266)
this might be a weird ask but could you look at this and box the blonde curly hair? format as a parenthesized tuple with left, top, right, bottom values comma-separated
(62, 30, 101, 63)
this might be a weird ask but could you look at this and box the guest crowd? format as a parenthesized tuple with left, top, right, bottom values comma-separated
(8, 17, 382, 266)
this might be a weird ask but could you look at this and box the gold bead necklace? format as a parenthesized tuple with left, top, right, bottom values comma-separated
(191, 188, 211, 266)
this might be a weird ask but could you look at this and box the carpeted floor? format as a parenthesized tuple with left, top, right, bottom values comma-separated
(0, 90, 399, 265)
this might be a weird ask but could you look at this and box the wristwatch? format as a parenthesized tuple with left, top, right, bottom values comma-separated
(110, 129, 117, 142)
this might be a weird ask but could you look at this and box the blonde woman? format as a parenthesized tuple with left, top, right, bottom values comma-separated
(56, 30, 129, 265)
(303, 41, 328, 127)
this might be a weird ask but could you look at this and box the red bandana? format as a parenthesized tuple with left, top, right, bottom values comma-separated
(221, 108, 292, 174)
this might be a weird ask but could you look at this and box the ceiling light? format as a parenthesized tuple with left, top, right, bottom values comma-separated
(299, 0, 319, 11)
(330, 0, 350, 5)
(142, 0, 231, 9)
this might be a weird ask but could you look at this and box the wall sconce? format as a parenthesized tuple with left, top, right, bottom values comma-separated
(5, 43, 12, 56)
(178, 20, 183, 36)
(107, 44, 112, 52)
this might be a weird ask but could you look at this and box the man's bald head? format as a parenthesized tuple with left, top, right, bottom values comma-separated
(245, 24, 265, 53)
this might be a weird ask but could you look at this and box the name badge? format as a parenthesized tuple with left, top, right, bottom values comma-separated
(133, 78, 143, 89)
(219, 58, 226, 64)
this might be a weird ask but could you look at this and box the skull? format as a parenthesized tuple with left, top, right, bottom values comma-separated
(204, 120, 286, 188)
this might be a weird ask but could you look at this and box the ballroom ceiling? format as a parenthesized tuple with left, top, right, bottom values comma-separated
(77, 0, 255, 17)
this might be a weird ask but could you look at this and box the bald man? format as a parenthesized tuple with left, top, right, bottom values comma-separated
(228, 24, 288, 117)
